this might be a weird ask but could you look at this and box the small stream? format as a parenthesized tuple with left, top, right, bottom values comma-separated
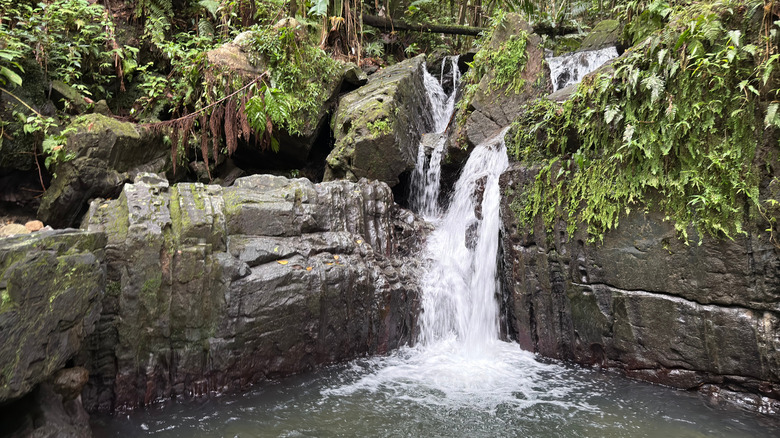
(91, 55, 780, 437)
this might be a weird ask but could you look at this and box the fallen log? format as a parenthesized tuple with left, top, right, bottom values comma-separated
(362, 14, 486, 36)
(362, 14, 580, 37)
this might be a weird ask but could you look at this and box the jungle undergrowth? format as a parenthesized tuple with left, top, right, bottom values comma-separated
(507, 0, 780, 244)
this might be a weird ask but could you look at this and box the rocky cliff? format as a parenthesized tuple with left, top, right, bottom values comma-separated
(78, 173, 426, 412)
(500, 164, 780, 412)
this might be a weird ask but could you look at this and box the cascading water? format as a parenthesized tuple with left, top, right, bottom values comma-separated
(410, 56, 460, 219)
(547, 46, 619, 92)
(418, 130, 507, 349)
(94, 54, 780, 438)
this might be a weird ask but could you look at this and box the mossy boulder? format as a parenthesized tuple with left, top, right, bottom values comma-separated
(37, 114, 167, 228)
(0, 229, 106, 403)
(324, 54, 433, 186)
(207, 29, 348, 168)
(450, 14, 551, 152)
(79, 173, 426, 411)
(579, 19, 622, 52)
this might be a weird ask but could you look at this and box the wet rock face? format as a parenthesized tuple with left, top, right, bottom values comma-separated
(79, 174, 425, 412)
(499, 163, 780, 410)
(324, 54, 434, 187)
(37, 114, 168, 228)
(0, 382, 92, 438)
(451, 14, 551, 151)
(0, 230, 106, 403)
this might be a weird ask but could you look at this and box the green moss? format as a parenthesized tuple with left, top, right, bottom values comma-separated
(169, 185, 183, 245)
(508, 0, 775, 243)
(367, 118, 392, 137)
(0, 289, 12, 313)
(69, 113, 140, 139)
(141, 272, 163, 298)
(455, 13, 531, 128)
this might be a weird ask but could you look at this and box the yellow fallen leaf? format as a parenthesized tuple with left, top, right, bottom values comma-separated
(277, 260, 288, 265)
(325, 262, 333, 266)
(274, 246, 279, 252)
(333, 255, 340, 260)
(306, 266, 313, 271)
(356, 239, 363, 244)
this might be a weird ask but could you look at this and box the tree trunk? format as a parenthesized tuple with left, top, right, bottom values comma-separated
(362, 14, 486, 36)
(362, 14, 579, 37)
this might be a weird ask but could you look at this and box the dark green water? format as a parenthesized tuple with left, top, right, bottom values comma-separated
(92, 340, 780, 438)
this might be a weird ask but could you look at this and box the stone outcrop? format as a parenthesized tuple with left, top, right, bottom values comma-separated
(0, 382, 92, 438)
(0, 230, 105, 403)
(37, 114, 167, 228)
(450, 14, 551, 151)
(499, 164, 780, 411)
(78, 173, 426, 412)
(324, 54, 433, 187)
(579, 19, 622, 52)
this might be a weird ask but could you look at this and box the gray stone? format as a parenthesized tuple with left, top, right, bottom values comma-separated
(78, 174, 426, 412)
(53, 367, 90, 401)
(579, 20, 622, 52)
(324, 55, 434, 187)
(37, 114, 168, 228)
(0, 230, 106, 403)
(0, 383, 92, 438)
(499, 163, 780, 406)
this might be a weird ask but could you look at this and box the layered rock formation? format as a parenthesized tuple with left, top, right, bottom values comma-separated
(0, 230, 105, 438)
(499, 165, 780, 411)
(0, 230, 105, 402)
(78, 173, 426, 412)
(324, 54, 433, 186)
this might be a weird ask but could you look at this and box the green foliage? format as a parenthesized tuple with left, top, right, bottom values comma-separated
(0, 0, 128, 99)
(508, 0, 778, 242)
(455, 13, 531, 131)
(367, 118, 392, 136)
(364, 41, 385, 58)
(244, 23, 340, 136)
(0, 26, 24, 87)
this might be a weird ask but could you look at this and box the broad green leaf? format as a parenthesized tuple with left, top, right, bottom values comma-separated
(0, 67, 22, 87)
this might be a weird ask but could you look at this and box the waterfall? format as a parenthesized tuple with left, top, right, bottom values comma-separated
(418, 129, 509, 349)
(547, 46, 619, 92)
(410, 56, 460, 219)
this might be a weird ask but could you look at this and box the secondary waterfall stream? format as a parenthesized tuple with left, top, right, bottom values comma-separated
(93, 58, 780, 438)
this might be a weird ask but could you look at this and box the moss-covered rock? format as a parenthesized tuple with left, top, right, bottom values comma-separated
(449, 14, 551, 153)
(37, 114, 167, 228)
(0, 229, 105, 403)
(324, 54, 433, 186)
(579, 19, 622, 52)
(79, 173, 426, 412)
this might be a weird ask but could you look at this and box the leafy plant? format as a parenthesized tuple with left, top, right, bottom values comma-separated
(508, 0, 779, 243)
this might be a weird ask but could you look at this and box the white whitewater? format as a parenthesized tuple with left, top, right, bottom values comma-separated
(327, 129, 592, 413)
(417, 130, 508, 349)
(327, 58, 593, 414)
(547, 46, 619, 92)
(410, 56, 460, 219)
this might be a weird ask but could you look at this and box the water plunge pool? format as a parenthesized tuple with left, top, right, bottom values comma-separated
(92, 339, 780, 437)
